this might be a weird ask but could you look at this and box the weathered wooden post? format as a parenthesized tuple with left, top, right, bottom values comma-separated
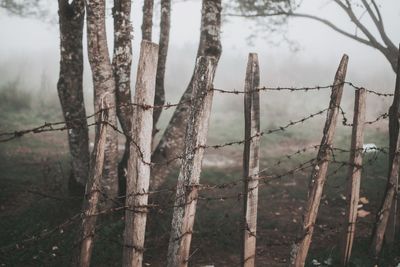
(241, 53, 261, 267)
(122, 41, 159, 267)
(371, 44, 400, 258)
(340, 88, 366, 266)
(167, 56, 217, 267)
(291, 55, 348, 267)
(74, 106, 109, 267)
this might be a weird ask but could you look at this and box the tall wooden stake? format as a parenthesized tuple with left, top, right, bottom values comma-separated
(340, 88, 366, 266)
(371, 44, 400, 258)
(241, 53, 261, 267)
(167, 56, 217, 267)
(74, 106, 109, 267)
(122, 41, 159, 267)
(291, 55, 348, 267)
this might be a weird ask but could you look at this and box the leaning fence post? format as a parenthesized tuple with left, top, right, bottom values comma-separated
(340, 88, 366, 266)
(291, 54, 348, 267)
(74, 106, 109, 267)
(166, 56, 217, 267)
(370, 44, 400, 258)
(241, 53, 261, 267)
(122, 40, 159, 267)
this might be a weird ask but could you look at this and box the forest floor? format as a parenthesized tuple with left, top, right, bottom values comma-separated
(1, 127, 399, 267)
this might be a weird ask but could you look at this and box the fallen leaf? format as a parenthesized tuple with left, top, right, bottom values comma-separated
(357, 209, 370, 218)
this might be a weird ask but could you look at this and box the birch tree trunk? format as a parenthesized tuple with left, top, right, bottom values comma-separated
(151, 0, 222, 189)
(85, 0, 119, 207)
(153, 0, 171, 136)
(112, 0, 133, 197)
(57, 0, 90, 195)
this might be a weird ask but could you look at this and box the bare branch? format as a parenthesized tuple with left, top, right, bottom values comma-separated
(370, 0, 383, 22)
(360, 0, 397, 51)
(333, 0, 386, 52)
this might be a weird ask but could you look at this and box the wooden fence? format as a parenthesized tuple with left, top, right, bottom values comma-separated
(1, 41, 399, 267)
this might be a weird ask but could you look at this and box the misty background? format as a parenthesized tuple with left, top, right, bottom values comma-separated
(0, 0, 399, 143)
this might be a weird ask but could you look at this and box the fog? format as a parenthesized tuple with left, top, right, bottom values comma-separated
(0, 0, 399, 139)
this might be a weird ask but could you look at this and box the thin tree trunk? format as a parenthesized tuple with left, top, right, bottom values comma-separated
(291, 55, 348, 267)
(85, 0, 119, 207)
(57, 0, 89, 195)
(141, 0, 154, 41)
(241, 53, 261, 267)
(153, 0, 171, 137)
(112, 0, 133, 197)
(340, 88, 366, 266)
(370, 44, 400, 259)
(151, 0, 222, 189)
(384, 44, 400, 246)
(122, 41, 158, 267)
(167, 56, 217, 267)
(72, 109, 109, 267)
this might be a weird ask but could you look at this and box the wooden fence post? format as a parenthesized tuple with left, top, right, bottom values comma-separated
(291, 54, 348, 267)
(166, 56, 217, 267)
(122, 40, 159, 267)
(370, 44, 400, 258)
(241, 53, 261, 267)
(74, 106, 109, 267)
(340, 88, 366, 266)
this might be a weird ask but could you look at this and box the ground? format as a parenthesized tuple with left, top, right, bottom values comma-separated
(0, 86, 399, 266)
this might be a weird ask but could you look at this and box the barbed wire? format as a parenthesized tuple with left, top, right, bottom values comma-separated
(0, 147, 388, 257)
(339, 106, 389, 127)
(0, 80, 393, 143)
(0, 80, 394, 261)
(213, 81, 393, 97)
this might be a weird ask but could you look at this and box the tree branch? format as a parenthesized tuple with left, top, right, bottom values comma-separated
(360, 0, 397, 51)
(333, 0, 386, 52)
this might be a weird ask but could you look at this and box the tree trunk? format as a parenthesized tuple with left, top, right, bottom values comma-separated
(141, 0, 154, 41)
(122, 40, 158, 267)
(167, 56, 217, 267)
(370, 44, 400, 259)
(384, 44, 400, 245)
(85, 0, 119, 207)
(153, 0, 171, 137)
(112, 0, 133, 197)
(151, 0, 222, 189)
(57, 0, 89, 195)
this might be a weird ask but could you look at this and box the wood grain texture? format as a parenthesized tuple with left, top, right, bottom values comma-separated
(291, 55, 348, 267)
(167, 56, 217, 267)
(340, 88, 366, 266)
(242, 53, 261, 267)
(122, 41, 158, 267)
